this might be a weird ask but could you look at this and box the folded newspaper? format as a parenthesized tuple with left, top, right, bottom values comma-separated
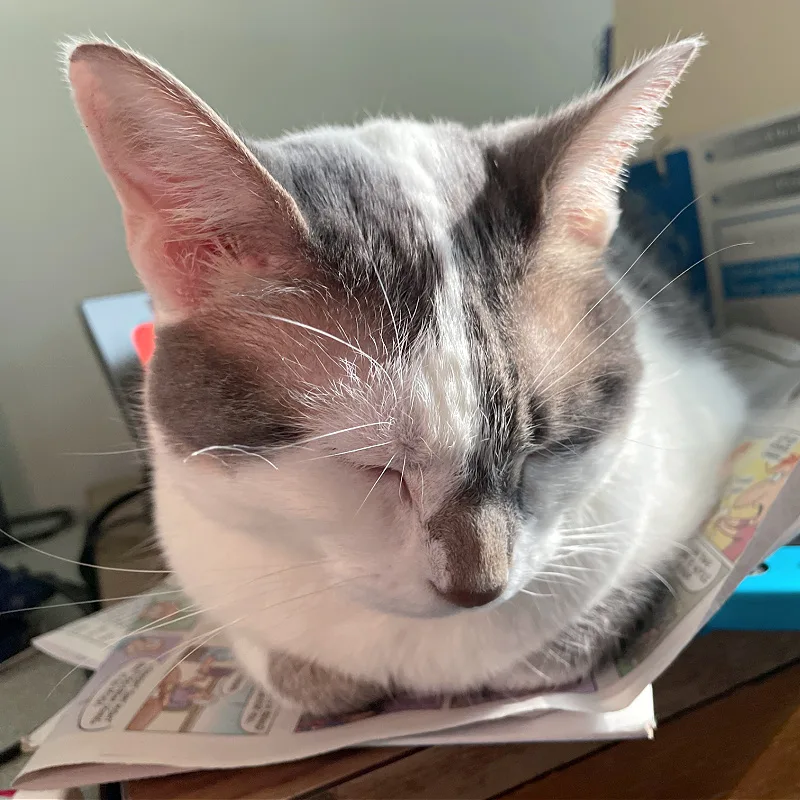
(17, 326, 800, 790)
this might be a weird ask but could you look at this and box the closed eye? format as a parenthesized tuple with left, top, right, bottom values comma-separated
(362, 464, 412, 504)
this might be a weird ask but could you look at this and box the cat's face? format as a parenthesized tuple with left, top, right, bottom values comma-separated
(66, 37, 702, 619)
(145, 195, 638, 618)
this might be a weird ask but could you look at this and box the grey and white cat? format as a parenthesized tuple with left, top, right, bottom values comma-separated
(65, 36, 744, 712)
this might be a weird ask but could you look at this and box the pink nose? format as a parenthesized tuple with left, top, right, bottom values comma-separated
(434, 584, 504, 609)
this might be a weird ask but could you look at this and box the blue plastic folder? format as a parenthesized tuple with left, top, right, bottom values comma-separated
(621, 156, 800, 632)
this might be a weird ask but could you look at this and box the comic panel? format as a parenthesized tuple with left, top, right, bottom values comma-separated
(133, 597, 199, 633)
(704, 432, 800, 563)
(78, 633, 187, 732)
(124, 645, 276, 735)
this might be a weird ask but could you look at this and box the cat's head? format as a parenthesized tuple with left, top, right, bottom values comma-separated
(65, 37, 701, 618)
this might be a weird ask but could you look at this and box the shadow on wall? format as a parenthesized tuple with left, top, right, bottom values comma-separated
(0, 405, 34, 518)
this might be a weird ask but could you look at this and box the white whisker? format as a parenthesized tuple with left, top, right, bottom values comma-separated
(562, 520, 627, 532)
(532, 192, 706, 391)
(248, 312, 398, 400)
(399, 453, 407, 500)
(540, 242, 754, 397)
(302, 441, 392, 462)
(519, 587, 553, 598)
(560, 424, 679, 451)
(643, 566, 678, 598)
(372, 258, 401, 356)
(355, 455, 395, 516)
(551, 547, 620, 560)
(187, 445, 278, 469)
(66, 447, 148, 456)
(0, 587, 184, 618)
(274, 421, 392, 452)
(0, 526, 172, 575)
(519, 657, 552, 683)
(532, 570, 587, 586)
(257, 574, 370, 615)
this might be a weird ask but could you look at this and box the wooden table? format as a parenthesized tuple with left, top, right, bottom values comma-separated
(127, 631, 800, 800)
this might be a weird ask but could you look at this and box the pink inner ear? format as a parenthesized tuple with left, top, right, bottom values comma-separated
(69, 56, 213, 316)
(68, 43, 311, 322)
(549, 39, 702, 250)
(564, 207, 615, 250)
(121, 207, 219, 314)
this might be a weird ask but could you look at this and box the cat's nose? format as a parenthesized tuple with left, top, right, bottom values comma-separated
(434, 583, 505, 609)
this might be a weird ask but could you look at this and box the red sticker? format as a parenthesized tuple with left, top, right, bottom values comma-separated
(132, 322, 156, 368)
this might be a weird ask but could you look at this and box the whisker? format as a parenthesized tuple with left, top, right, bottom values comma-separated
(519, 657, 552, 683)
(519, 587, 553, 598)
(257, 574, 370, 615)
(554, 371, 630, 397)
(45, 590, 264, 698)
(551, 548, 621, 561)
(253, 573, 379, 636)
(643, 566, 678, 598)
(531, 570, 587, 586)
(132, 616, 251, 687)
(559, 424, 679, 451)
(66, 447, 148, 457)
(561, 520, 627, 532)
(273, 421, 392, 452)
(543, 561, 605, 574)
(545, 646, 571, 668)
(0, 587, 185, 618)
(531, 193, 706, 391)
(399, 453, 407, 501)
(247, 312, 398, 400)
(58, 567, 321, 688)
(167, 621, 246, 680)
(372, 259, 401, 357)
(355, 455, 395, 516)
(302, 441, 392, 462)
(0, 526, 172, 575)
(539, 242, 754, 397)
(187, 445, 278, 469)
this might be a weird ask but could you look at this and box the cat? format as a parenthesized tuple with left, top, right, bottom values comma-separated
(64, 35, 745, 713)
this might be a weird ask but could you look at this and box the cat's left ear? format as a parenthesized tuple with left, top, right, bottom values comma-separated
(537, 36, 704, 250)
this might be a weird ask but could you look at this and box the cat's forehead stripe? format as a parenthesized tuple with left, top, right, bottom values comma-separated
(150, 119, 638, 492)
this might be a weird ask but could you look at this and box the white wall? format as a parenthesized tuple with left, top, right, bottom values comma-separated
(614, 0, 800, 141)
(0, 0, 611, 514)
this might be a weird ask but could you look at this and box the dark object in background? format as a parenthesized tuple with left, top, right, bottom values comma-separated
(0, 563, 90, 663)
(0, 458, 80, 663)
(79, 291, 153, 443)
(79, 292, 156, 610)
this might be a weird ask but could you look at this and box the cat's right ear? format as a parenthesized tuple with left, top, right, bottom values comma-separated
(63, 38, 309, 322)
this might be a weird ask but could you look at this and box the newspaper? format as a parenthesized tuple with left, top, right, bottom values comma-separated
(17, 326, 800, 791)
(33, 593, 165, 671)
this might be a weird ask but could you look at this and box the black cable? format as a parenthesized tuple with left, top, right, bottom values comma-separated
(0, 479, 74, 549)
(79, 485, 150, 613)
(0, 739, 21, 768)
(0, 507, 75, 549)
(0, 483, 151, 769)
